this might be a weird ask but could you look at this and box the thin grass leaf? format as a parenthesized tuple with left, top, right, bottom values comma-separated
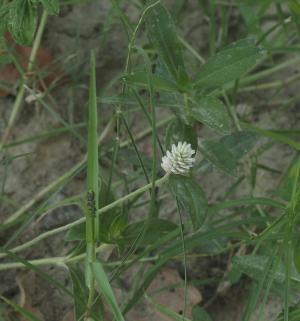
(0, 295, 43, 321)
(208, 197, 286, 215)
(92, 262, 125, 321)
(0, 247, 73, 297)
(85, 51, 99, 288)
(242, 122, 300, 150)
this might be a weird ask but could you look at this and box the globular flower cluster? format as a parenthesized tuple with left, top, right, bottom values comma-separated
(161, 141, 196, 175)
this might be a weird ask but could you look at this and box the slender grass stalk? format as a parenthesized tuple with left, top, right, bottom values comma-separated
(175, 198, 188, 321)
(0, 11, 48, 149)
(3, 116, 172, 225)
(85, 52, 99, 316)
(0, 174, 170, 259)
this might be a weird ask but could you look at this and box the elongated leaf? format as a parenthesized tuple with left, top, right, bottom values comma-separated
(194, 38, 265, 89)
(169, 175, 208, 230)
(276, 305, 300, 321)
(165, 118, 198, 151)
(277, 155, 300, 201)
(68, 265, 104, 321)
(289, 0, 300, 14)
(85, 52, 99, 288)
(9, 0, 37, 45)
(126, 69, 178, 91)
(40, 0, 59, 14)
(242, 122, 300, 150)
(92, 262, 125, 321)
(220, 131, 258, 158)
(233, 255, 285, 284)
(294, 237, 300, 275)
(66, 181, 124, 243)
(191, 96, 230, 134)
(68, 265, 89, 320)
(0, 3, 10, 40)
(208, 197, 286, 215)
(145, 1, 186, 81)
(123, 258, 169, 314)
(122, 218, 178, 245)
(198, 138, 238, 175)
(0, 295, 42, 321)
(87, 52, 99, 210)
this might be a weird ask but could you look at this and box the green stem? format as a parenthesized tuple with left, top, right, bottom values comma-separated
(0, 11, 48, 149)
(0, 174, 170, 259)
(3, 116, 172, 225)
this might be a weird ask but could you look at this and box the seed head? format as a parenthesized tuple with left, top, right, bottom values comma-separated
(161, 141, 196, 175)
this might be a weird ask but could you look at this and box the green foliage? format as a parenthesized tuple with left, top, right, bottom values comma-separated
(92, 262, 126, 321)
(168, 175, 208, 230)
(68, 265, 103, 321)
(9, 0, 38, 45)
(122, 218, 178, 245)
(0, 0, 59, 45)
(288, 0, 300, 14)
(165, 118, 198, 151)
(145, 1, 187, 84)
(294, 236, 300, 275)
(1, 0, 300, 320)
(198, 138, 238, 175)
(193, 39, 265, 89)
(233, 255, 285, 285)
(190, 96, 230, 134)
(40, 0, 59, 14)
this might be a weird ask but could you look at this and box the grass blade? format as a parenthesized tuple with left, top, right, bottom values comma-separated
(92, 261, 125, 321)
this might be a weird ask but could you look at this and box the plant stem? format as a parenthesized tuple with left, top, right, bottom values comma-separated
(0, 11, 48, 150)
(3, 118, 114, 224)
(3, 116, 172, 225)
(0, 174, 170, 259)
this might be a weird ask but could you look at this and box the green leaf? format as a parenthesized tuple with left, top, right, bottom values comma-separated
(190, 96, 230, 134)
(294, 237, 300, 275)
(194, 38, 265, 89)
(219, 131, 258, 159)
(68, 265, 89, 320)
(122, 218, 178, 245)
(65, 223, 85, 241)
(145, 1, 186, 82)
(125, 69, 178, 91)
(0, 295, 42, 321)
(277, 155, 300, 201)
(232, 255, 285, 284)
(9, 0, 37, 45)
(289, 0, 300, 14)
(192, 305, 213, 321)
(0, 3, 10, 39)
(276, 305, 300, 321)
(165, 118, 198, 151)
(40, 0, 59, 15)
(160, 92, 189, 123)
(242, 122, 300, 150)
(68, 265, 104, 321)
(0, 53, 13, 65)
(169, 175, 208, 230)
(65, 181, 125, 243)
(92, 262, 126, 321)
(198, 138, 238, 176)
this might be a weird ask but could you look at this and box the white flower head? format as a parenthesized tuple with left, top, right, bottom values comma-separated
(161, 141, 196, 175)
